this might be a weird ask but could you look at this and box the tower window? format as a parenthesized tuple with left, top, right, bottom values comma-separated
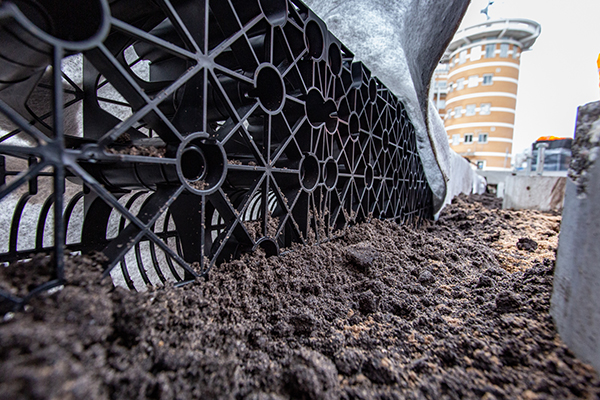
(466, 104, 476, 116)
(500, 43, 509, 58)
(478, 133, 488, 143)
(452, 134, 460, 145)
(480, 103, 491, 115)
(457, 78, 465, 90)
(483, 74, 493, 85)
(464, 134, 473, 143)
(459, 50, 467, 64)
(468, 75, 479, 88)
(454, 106, 462, 118)
(485, 44, 495, 58)
(471, 45, 482, 61)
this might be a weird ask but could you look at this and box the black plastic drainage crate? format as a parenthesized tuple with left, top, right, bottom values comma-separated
(0, 0, 433, 301)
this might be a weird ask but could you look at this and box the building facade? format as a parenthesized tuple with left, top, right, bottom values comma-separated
(432, 63, 449, 119)
(436, 18, 540, 171)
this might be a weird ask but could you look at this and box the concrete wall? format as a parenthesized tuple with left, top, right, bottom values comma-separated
(551, 101, 600, 372)
(502, 175, 566, 211)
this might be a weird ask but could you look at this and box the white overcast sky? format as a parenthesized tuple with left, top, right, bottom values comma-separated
(459, 0, 600, 157)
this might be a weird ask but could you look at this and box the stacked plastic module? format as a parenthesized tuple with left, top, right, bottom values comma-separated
(0, 0, 433, 298)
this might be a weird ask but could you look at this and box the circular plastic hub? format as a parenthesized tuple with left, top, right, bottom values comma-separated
(369, 78, 377, 103)
(306, 88, 337, 131)
(323, 157, 339, 190)
(382, 130, 389, 152)
(328, 42, 342, 76)
(305, 20, 324, 59)
(255, 64, 286, 114)
(365, 164, 374, 189)
(349, 112, 360, 141)
(299, 153, 320, 192)
(177, 134, 227, 195)
(258, 0, 288, 27)
(253, 237, 279, 257)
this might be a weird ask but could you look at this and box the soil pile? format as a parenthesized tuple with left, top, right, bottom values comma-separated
(1, 193, 599, 399)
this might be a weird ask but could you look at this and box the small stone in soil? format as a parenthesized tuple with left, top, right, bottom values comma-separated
(495, 291, 521, 313)
(344, 243, 379, 273)
(517, 237, 538, 252)
(419, 270, 435, 286)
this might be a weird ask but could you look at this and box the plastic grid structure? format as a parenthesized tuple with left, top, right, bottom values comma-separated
(0, 0, 433, 299)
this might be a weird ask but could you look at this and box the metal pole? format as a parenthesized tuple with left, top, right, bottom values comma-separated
(536, 142, 549, 175)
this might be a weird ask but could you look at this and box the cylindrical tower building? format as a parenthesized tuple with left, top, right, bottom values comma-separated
(442, 18, 541, 171)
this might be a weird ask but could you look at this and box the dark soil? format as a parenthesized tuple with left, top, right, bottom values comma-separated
(1, 193, 599, 399)
(105, 145, 167, 158)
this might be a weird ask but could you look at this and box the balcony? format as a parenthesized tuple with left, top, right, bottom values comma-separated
(445, 18, 541, 56)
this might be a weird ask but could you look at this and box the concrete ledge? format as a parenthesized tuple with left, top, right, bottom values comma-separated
(502, 175, 566, 211)
(551, 100, 600, 373)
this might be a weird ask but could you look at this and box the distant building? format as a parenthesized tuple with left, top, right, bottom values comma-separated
(432, 63, 449, 119)
(433, 18, 541, 171)
(531, 137, 572, 173)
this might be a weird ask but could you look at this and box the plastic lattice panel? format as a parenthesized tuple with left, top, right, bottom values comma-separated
(0, 0, 433, 296)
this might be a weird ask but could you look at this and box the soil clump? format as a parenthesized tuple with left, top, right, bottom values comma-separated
(1, 193, 598, 399)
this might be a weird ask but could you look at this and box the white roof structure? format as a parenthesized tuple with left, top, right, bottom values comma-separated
(444, 18, 541, 59)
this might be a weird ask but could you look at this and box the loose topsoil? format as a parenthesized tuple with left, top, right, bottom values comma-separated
(1, 194, 599, 399)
